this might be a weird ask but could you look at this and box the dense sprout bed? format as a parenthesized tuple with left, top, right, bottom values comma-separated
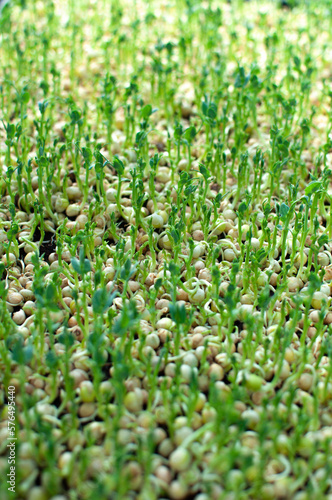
(1, 0, 332, 499)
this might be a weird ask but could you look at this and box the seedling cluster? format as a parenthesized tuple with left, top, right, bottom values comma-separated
(1, 0, 332, 499)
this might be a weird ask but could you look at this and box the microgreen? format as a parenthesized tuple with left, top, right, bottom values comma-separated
(1, 1, 332, 499)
